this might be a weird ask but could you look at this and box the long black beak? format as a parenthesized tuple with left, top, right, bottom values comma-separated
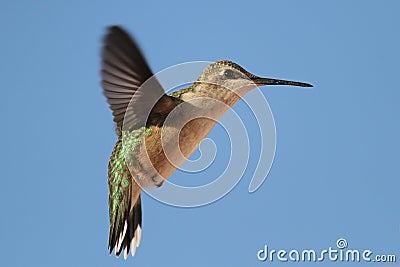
(252, 77, 313, 88)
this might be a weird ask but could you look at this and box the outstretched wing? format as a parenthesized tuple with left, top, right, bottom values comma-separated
(101, 25, 165, 133)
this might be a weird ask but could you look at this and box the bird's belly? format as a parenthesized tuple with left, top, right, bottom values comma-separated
(133, 118, 217, 187)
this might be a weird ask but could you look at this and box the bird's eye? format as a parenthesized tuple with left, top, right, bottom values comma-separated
(223, 69, 237, 79)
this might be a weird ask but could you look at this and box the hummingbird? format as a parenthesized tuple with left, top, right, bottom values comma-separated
(101, 25, 312, 259)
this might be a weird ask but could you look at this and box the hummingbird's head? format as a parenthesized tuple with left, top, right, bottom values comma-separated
(192, 60, 312, 105)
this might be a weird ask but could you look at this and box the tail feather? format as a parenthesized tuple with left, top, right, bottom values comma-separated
(109, 194, 142, 259)
(129, 198, 142, 257)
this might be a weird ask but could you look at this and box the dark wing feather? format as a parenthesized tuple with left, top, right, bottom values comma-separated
(101, 26, 165, 132)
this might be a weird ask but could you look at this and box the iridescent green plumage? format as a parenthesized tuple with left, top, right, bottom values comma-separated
(108, 139, 131, 245)
(108, 128, 146, 257)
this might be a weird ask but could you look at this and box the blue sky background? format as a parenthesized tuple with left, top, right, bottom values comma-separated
(1, 1, 399, 266)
